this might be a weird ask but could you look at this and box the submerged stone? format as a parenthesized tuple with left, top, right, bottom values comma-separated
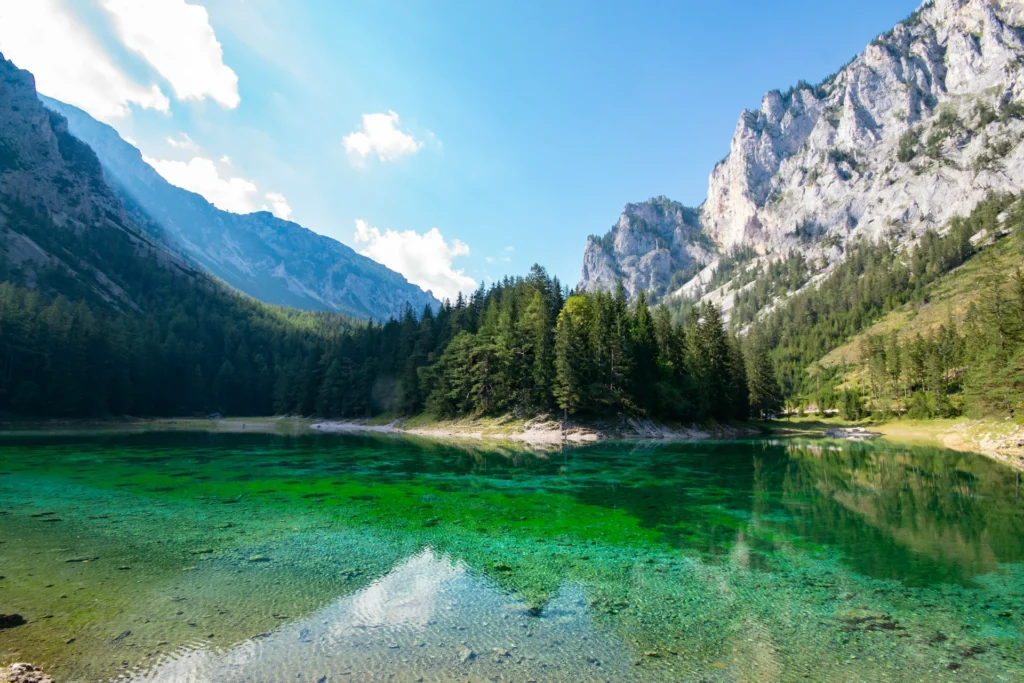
(0, 614, 27, 629)
(3, 663, 54, 683)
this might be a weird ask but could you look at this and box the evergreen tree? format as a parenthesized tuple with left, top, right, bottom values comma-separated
(746, 333, 783, 419)
(553, 296, 592, 418)
(688, 302, 731, 420)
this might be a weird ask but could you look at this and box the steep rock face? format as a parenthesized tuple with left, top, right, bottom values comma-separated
(42, 97, 439, 320)
(705, 0, 1024, 257)
(580, 0, 1024, 304)
(578, 196, 713, 299)
(0, 55, 195, 308)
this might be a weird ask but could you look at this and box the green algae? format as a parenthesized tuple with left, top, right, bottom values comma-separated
(0, 432, 1022, 681)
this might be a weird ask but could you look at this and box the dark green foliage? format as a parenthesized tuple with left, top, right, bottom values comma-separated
(839, 387, 867, 421)
(975, 102, 997, 127)
(730, 252, 813, 327)
(897, 128, 920, 162)
(747, 192, 1024, 421)
(746, 333, 784, 419)
(999, 100, 1024, 123)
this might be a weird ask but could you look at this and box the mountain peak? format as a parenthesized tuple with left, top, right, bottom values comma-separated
(580, 0, 1024, 312)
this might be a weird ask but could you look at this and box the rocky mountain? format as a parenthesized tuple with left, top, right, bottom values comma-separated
(0, 54, 199, 310)
(580, 0, 1024, 310)
(41, 96, 438, 320)
(578, 196, 714, 299)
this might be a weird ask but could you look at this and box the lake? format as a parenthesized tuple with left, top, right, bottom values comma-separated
(0, 432, 1022, 682)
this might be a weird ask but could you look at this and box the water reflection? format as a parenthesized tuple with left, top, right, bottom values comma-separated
(1, 432, 1023, 681)
(127, 548, 639, 683)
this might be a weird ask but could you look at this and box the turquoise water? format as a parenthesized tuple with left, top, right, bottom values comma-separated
(0, 432, 1022, 681)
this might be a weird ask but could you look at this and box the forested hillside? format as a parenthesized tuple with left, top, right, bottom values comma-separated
(745, 192, 1024, 421)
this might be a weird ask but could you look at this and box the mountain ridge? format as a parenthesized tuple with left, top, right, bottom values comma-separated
(40, 95, 439, 320)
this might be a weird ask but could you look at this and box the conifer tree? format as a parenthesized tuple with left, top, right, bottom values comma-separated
(746, 333, 783, 419)
(553, 296, 592, 418)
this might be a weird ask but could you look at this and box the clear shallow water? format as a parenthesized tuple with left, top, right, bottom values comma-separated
(0, 433, 1022, 682)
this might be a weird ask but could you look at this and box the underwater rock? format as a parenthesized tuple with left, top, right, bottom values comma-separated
(0, 614, 27, 629)
(493, 562, 513, 572)
(825, 428, 882, 440)
(2, 663, 54, 683)
(112, 630, 132, 642)
(835, 609, 901, 631)
(457, 647, 475, 663)
(247, 555, 272, 563)
(64, 556, 99, 563)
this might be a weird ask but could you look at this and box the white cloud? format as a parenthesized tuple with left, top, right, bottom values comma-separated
(504, 245, 515, 252)
(144, 154, 292, 220)
(0, 0, 170, 120)
(353, 219, 476, 301)
(343, 111, 423, 165)
(102, 0, 240, 108)
(166, 132, 199, 150)
(263, 192, 292, 221)
(144, 155, 258, 213)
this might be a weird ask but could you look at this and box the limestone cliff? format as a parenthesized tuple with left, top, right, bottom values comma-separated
(580, 0, 1024, 308)
(578, 196, 713, 299)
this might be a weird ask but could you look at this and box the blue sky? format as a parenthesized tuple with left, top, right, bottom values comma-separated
(0, 0, 921, 301)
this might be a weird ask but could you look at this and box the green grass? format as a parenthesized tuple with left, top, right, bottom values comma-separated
(820, 234, 1020, 369)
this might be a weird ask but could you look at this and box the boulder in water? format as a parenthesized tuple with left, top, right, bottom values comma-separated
(3, 663, 54, 683)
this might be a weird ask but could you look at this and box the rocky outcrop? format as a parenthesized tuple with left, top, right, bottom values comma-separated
(2, 663, 54, 683)
(580, 0, 1024, 307)
(0, 54, 197, 310)
(41, 96, 439, 320)
(578, 196, 713, 299)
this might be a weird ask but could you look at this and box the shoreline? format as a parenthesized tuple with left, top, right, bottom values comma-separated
(309, 416, 760, 448)
(768, 416, 1024, 471)
(2, 414, 1021, 469)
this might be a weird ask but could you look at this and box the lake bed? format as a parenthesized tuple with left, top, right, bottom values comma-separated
(1, 432, 1022, 682)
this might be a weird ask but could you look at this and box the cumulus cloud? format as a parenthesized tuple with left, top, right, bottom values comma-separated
(102, 0, 240, 108)
(353, 219, 476, 301)
(0, 0, 169, 120)
(166, 132, 199, 150)
(263, 192, 292, 221)
(145, 154, 292, 220)
(144, 155, 259, 213)
(343, 111, 423, 165)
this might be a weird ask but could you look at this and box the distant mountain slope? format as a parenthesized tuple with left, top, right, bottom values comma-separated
(41, 96, 438, 320)
(0, 53, 359, 417)
(579, 0, 1024, 311)
(0, 55, 199, 310)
